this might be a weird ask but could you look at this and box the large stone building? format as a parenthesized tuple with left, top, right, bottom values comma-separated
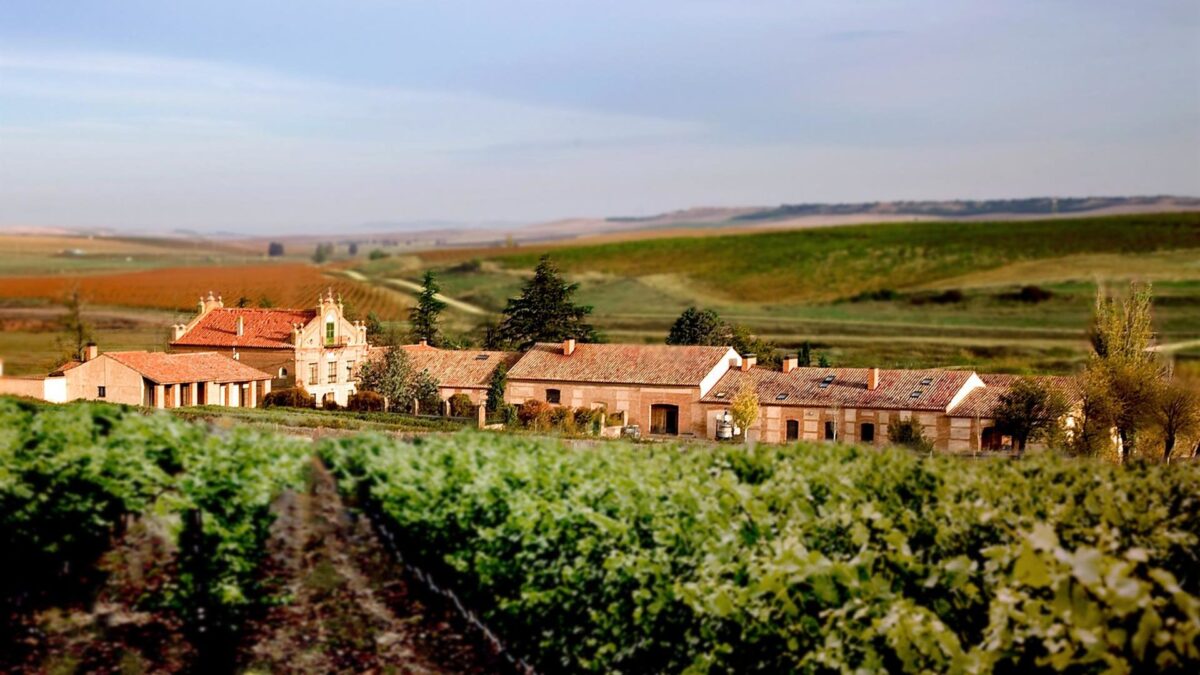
(504, 340, 741, 435)
(170, 290, 371, 407)
(0, 344, 272, 408)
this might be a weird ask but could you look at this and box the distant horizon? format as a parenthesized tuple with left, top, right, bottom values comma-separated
(2, 194, 1197, 238)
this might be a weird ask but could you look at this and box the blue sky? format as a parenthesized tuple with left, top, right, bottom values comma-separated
(1, 0, 1197, 232)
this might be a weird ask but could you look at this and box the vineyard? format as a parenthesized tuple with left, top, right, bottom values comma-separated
(0, 263, 410, 319)
(0, 398, 309, 670)
(4, 398, 1199, 673)
(321, 432, 1200, 674)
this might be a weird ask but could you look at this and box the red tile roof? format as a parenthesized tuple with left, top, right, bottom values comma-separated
(171, 308, 315, 349)
(388, 344, 521, 389)
(702, 366, 976, 412)
(104, 351, 273, 385)
(948, 374, 1080, 418)
(507, 343, 734, 387)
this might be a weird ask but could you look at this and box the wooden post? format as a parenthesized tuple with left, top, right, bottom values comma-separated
(412, 398, 419, 415)
(477, 403, 486, 429)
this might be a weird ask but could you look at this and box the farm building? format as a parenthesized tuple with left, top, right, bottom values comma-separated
(391, 341, 521, 406)
(700, 360, 1079, 451)
(170, 289, 372, 407)
(0, 344, 272, 408)
(504, 340, 741, 435)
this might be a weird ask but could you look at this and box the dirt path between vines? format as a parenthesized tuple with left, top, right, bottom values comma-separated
(237, 460, 501, 674)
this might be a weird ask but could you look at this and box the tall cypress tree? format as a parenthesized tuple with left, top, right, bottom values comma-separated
(409, 270, 447, 346)
(495, 255, 598, 350)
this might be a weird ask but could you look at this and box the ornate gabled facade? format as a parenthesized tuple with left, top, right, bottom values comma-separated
(170, 289, 372, 407)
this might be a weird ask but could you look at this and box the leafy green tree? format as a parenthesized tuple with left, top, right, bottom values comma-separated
(816, 353, 832, 368)
(235, 296, 251, 308)
(364, 311, 387, 343)
(799, 341, 812, 366)
(1071, 367, 1118, 457)
(730, 323, 779, 368)
(256, 296, 275, 308)
(409, 270, 447, 346)
(487, 362, 509, 412)
(993, 377, 1070, 452)
(666, 307, 727, 346)
(356, 346, 440, 412)
(312, 242, 333, 264)
(348, 242, 359, 256)
(1086, 283, 1162, 461)
(368, 248, 389, 260)
(267, 241, 284, 257)
(495, 255, 598, 350)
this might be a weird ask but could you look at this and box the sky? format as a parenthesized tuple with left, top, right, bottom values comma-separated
(1, 0, 1197, 233)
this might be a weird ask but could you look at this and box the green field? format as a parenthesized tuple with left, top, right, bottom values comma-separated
(354, 213, 1200, 373)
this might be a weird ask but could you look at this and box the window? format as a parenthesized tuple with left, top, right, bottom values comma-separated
(824, 421, 835, 440)
(546, 388, 561, 404)
(775, 393, 789, 401)
(474, 354, 490, 360)
(326, 321, 335, 343)
(328, 361, 338, 384)
(278, 367, 288, 378)
(910, 390, 922, 398)
(346, 360, 355, 381)
(786, 419, 799, 440)
(97, 386, 106, 398)
(714, 392, 726, 399)
(309, 363, 319, 385)
(819, 374, 835, 389)
(860, 423, 876, 443)
(920, 377, 933, 386)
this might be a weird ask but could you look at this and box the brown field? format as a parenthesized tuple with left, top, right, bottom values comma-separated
(0, 263, 409, 319)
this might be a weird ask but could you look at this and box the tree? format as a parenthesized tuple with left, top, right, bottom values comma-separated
(267, 242, 285, 257)
(487, 362, 509, 412)
(256, 296, 275, 308)
(1071, 366, 1118, 457)
(729, 382, 760, 442)
(666, 307, 727, 346)
(348, 242, 359, 256)
(992, 377, 1070, 452)
(494, 255, 598, 350)
(730, 324, 779, 368)
(364, 312, 387, 343)
(356, 347, 440, 413)
(887, 416, 933, 453)
(799, 341, 812, 367)
(409, 270, 447, 346)
(312, 243, 334, 264)
(59, 288, 92, 361)
(1149, 377, 1200, 461)
(1085, 283, 1162, 461)
(235, 296, 251, 308)
(816, 353, 831, 368)
(368, 249, 390, 261)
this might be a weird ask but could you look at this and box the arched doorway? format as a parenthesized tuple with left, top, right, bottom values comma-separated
(650, 404, 679, 435)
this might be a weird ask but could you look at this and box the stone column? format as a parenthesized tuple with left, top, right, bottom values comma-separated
(249, 380, 258, 408)
(443, 399, 451, 417)
(173, 384, 181, 408)
(477, 403, 486, 429)
(154, 384, 165, 409)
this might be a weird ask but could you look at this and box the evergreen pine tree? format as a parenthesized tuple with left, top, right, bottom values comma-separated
(495, 255, 598, 350)
(409, 271, 447, 346)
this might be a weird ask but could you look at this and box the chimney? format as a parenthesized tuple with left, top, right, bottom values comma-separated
(0, 357, 5, 377)
(236, 315, 245, 337)
(84, 342, 98, 362)
(419, 338, 428, 348)
(868, 367, 880, 391)
(782, 355, 798, 374)
(740, 353, 756, 371)
(292, 324, 302, 345)
(563, 338, 576, 356)
(172, 324, 187, 341)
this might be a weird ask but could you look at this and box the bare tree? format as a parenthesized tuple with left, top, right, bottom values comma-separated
(60, 287, 93, 361)
(1149, 377, 1200, 461)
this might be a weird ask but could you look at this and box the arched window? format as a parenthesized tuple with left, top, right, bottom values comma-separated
(278, 367, 289, 378)
(325, 312, 336, 343)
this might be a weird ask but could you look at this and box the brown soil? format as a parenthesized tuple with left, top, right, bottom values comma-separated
(236, 459, 502, 674)
(2, 460, 503, 674)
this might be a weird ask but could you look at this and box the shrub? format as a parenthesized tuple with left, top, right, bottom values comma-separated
(573, 407, 603, 435)
(1017, 284, 1054, 303)
(887, 416, 933, 452)
(368, 249, 390, 260)
(498, 402, 519, 426)
(549, 406, 575, 433)
(322, 398, 341, 411)
(448, 393, 476, 418)
(517, 399, 552, 429)
(262, 387, 315, 409)
(347, 391, 386, 412)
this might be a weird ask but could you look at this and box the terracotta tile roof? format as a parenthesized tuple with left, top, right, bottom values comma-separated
(702, 366, 976, 411)
(507, 343, 735, 387)
(104, 351, 272, 385)
(171, 308, 315, 349)
(49, 360, 83, 376)
(388, 344, 521, 389)
(948, 374, 1081, 418)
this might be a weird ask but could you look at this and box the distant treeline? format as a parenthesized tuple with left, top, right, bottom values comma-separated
(731, 196, 1195, 222)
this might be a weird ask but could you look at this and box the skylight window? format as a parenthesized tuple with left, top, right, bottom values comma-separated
(775, 393, 789, 401)
(819, 374, 835, 389)
(910, 390, 922, 398)
(474, 354, 490, 360)
(920, 377, 933, 386)
(715, 392, 726, 399)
